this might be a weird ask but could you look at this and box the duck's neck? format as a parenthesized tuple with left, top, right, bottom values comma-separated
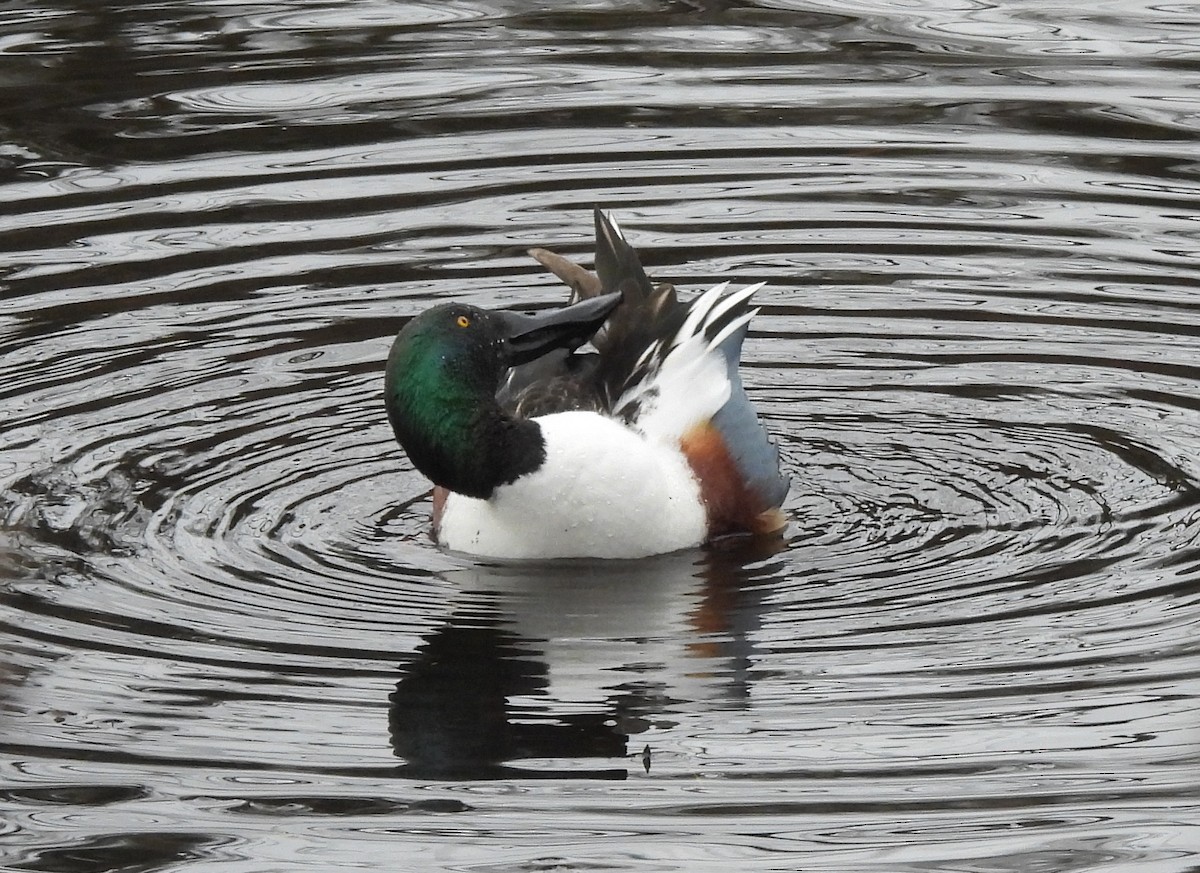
(387, 382, 546, 500)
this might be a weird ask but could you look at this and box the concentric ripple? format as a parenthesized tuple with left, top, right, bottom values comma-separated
(1, 0, 1199, 871)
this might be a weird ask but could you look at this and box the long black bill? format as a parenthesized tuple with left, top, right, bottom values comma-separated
(496, 292, 621, 367)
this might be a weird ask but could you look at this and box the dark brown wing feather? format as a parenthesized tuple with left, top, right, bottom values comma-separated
(495, 349, 606, 419)
(513, 208, 688, 416)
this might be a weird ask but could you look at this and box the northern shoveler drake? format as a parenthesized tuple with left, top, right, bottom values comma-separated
(384, 209, 789, 559)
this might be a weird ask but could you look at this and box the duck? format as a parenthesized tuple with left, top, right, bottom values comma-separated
(384, 209, 789, 559)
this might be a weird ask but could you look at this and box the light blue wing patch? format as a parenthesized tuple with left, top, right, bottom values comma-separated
(711, 322, 790, 508)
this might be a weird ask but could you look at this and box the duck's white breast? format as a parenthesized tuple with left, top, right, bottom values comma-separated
(438, 410, 707, 559)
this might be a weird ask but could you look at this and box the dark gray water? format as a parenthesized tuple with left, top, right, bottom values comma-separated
(2, 2, 1199, 870)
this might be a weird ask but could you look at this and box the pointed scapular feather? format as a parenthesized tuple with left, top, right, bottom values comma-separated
(706, 282, 764, 339)
(708, 308, 756, 358)
(675, 282, 729, 349)
(617, 281, 766, 444)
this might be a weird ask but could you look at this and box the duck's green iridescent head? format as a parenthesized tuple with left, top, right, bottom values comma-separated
(384, 293, 619, 498)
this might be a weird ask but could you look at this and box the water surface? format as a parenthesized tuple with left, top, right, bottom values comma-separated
(1, 1, 1199, 871)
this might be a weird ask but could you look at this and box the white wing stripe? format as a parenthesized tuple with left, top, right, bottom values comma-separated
(616, 282, 767, 443)
(709, 308, 757, 354)
(706, 282, 764, 332)
(676, 281, 729, 345)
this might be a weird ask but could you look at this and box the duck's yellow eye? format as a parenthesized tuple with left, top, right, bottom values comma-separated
(456, 314, 470, 328)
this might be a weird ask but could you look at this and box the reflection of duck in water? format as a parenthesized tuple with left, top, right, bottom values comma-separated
(389, 548, 775, 779)
(388, 611, 628, 781)
(384, 209, 788, 559)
